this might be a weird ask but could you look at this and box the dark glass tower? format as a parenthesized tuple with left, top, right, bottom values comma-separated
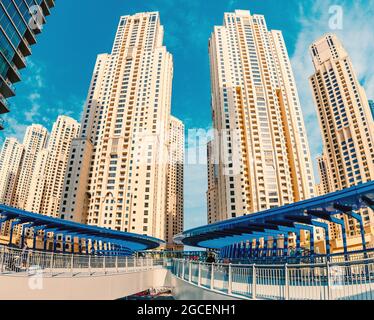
(369, 100, 374, 121)
(0, 0, 55, 124)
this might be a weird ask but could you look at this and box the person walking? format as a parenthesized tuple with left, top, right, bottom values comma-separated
(206, 253, 216, 264)
(21, 243, 29, 269)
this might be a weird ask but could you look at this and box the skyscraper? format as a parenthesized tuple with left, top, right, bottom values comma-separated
(207, 140, 219, 225)
(60, 12, 182, 242)
(26, 115, 79, 217)
(165, 116, 184, 249)
(208, 10, 315, 221)
(12, 124, 48, 209)
(315, 154, 331, 196)
(0, 0, 55, 117)
(310, 34, 374, 237)
(0, 137, 23, 205)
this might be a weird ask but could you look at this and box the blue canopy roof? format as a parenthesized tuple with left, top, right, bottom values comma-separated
(175, 181, 374, 249)
(0, 205, 164, 252)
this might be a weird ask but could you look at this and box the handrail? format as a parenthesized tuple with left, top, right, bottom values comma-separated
(0, 245, 165, 278)
(173, 256, 374, 268)
(171, 258, 374, 300)
(221, 246, 374, 266)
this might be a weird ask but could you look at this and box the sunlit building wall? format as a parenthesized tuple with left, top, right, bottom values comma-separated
(165, 116, 184, 249)
(26, 116, 79, 217)
(310, 34, 374, 238)
(12, 124, 48, 209)
(60, 12, 182, 243)
(0, 137, 23, 205)
(208, 10, 315, 222)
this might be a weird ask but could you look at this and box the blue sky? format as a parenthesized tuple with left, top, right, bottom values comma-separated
(1, 0, 374, 231)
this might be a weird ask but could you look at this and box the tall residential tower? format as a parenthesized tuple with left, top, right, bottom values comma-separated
(12, 124, 48, 209)
(310, 34, 374, 237)
(207, 140, 219, 224)
(165, 116, 184, 249)
(0, 137, 23, 205)
(60, 12, 183, 244)
(26, 116, 79, 217)
(208, 10, 315, 222)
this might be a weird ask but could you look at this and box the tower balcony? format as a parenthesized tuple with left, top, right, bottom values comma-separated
(0, 95, 10, 114)
(12, 47, 27, 70)
(16, 36, 32, 57)
(40, 0, 52, 17)
(46, 0, 55, 9)
(0, 76, 16, 99)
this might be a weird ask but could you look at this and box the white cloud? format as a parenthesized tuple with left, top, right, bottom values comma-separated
(24, 92, 42, 122)
(0, 117, 28, 146)
(24, 60, 45, 89)
(291, 0, 374, 180)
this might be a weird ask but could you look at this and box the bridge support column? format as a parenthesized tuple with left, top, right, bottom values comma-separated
(272, 237, 278, 258)
(255, 239, 260, 258)
(310, 229, 315, 257)
(240, 242, 245, 259)
(296, 231, 301, 256)
(263, 238, 269, 258)
(283, 234, 289, 258)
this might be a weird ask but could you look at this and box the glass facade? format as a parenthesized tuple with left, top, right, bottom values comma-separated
(0, 0, 55, 114)
(369, 100, 374, 121)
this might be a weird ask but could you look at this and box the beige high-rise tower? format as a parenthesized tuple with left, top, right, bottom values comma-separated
(165, 116, 184, 249)
(310, 34, 374, 237)
(60, 12, 183, 243)
(0, 138, 24, 205)
(12, 125, 48, 209)
(26, 116, 80, 217)
(207, 140, 219, 224)
(315, 154, 331, 196)
(208, 10, 315, 221)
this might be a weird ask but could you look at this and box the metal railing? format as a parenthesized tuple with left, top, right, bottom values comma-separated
(224, 247, 374, 265)
(0, 246, 165, 278)
(171, 258, 374, 300)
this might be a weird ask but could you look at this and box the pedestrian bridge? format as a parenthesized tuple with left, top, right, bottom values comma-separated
(0, 246, 169, 299)
(0, 246, 373, 300)
(1, 181, 373, 300)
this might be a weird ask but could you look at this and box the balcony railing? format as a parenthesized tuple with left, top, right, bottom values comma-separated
(0, 96, 10, 114)
(171, 258, 374, 300)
